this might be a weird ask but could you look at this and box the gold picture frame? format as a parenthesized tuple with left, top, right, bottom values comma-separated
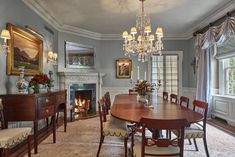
(7, 23, 43, 75)
(116, 58, 132, 79)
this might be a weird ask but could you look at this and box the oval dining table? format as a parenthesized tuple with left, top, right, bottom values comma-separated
(111, 94, 203, 124)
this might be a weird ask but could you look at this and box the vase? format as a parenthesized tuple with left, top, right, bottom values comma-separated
(34, 84, 47, 93)
(16, 66, 29, 94)
(138, 94, 149, 104)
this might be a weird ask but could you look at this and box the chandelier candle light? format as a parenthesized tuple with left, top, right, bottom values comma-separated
(122, 0, 164, 62)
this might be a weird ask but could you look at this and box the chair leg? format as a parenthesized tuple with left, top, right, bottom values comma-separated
(3, 148, 10, 157)
(188, 139, 192, 145)
(124, 137, 128, 157)
(193, 138, 198, 151)
(203, 137, 210, 157)
(97, 135, 104, 157)
(28, 135, 32, 157)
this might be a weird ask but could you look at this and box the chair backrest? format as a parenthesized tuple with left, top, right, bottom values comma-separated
(129, 89, 138, 95)
(98, 97, 107, 133)
(163, 92, 168, 101)
(139, 118, 188, 157)
(170, 94, 178, 104)
(192, 100, 208, 131)
(0, 98, 5, 129)
(179, 96, 189, 108)
(104, 92, 111, 110)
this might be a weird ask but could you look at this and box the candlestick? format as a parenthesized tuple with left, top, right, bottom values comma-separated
(137, 66, 139, 80)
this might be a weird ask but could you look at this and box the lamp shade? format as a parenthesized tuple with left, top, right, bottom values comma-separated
(53, 53, 58, 60)
(122, 31, 128, 38)
(156, 27, 163, 36)
(48, 51, 54, 58)
(130, 27, 137, 34)
(144, 26, 151, 33)
(0, 29, 10, 39)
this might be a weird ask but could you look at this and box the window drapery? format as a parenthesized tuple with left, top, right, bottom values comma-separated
(194, 16, 235, 108)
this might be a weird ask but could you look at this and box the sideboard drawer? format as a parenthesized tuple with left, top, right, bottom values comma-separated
(38, 105, 55, 119)
(37, 96, 55, 107)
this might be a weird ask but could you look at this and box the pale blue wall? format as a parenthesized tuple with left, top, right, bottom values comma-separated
(0, 0, 197, 95)
(0, 0, 58, 94)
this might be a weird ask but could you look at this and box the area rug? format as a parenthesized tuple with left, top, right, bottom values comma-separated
(27, 117, 235, 157)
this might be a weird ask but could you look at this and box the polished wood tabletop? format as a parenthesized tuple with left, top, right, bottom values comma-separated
(111, 94, 203, 123)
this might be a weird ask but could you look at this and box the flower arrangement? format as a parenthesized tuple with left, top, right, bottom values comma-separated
(133, 80, 156, 96)
(29, 73, 53, 89)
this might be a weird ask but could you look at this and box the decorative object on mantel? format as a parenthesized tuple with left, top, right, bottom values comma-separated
(7, 23, 43, 75)
(16, 66, 29, 94)
(29, 73, 53, 93)
(0, 29, 11, 54)
(122, 0, 164, 62)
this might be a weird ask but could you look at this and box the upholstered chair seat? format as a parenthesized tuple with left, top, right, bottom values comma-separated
(173, 123, 204, 139)
(0, 127, 32, 148)
(0, 98, 32, 157)
(184, 124, 204, 139)
(103, 118, 129, 138)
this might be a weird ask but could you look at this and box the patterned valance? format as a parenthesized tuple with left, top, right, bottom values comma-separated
(195, 16, 235, 59)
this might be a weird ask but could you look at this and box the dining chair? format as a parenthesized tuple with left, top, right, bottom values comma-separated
(163, 92, 168, 101)
(179, 96, 189, 108)
(170, 93, 178, 104)
(0, 99, 32, 157)
(104, 92, 111, 111)
(131, 118, 188, 157)
(173, 100, 210, 157)
(129, 89, 138, 95)
(97, 97, 129, 157)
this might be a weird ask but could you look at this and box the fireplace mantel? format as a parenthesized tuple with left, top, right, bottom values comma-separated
(58, 72, 105, 117)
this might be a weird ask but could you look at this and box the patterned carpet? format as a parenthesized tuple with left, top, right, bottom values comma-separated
(27, 117, 235, 157)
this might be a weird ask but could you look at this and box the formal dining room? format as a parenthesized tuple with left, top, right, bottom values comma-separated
(0, 0, 235, 157)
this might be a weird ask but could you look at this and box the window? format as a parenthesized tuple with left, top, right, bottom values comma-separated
(223, 57, 235, 95)
(151, 53, 180, 95)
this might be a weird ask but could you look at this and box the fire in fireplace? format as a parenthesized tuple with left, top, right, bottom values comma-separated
(70, 83, 96, 120)
(74, 90, 93, 118)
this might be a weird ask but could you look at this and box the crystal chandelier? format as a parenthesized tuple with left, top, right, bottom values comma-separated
(122, 0, 164, 62)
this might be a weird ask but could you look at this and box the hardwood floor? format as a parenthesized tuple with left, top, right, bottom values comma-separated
(208, 117, 235, 137)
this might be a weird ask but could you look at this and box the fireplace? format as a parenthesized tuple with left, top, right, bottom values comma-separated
(70, 83, 96, 119)
(58, 72, 105, 120)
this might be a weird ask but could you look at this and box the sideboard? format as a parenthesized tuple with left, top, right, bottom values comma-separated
(0, 90, 67, 154)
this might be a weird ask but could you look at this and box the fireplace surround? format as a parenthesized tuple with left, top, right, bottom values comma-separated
(58, 72, 105, 120)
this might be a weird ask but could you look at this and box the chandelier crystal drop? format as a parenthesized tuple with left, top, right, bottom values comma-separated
(122, 0, 164, 62)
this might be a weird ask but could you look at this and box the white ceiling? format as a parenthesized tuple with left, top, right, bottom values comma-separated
(23, 0, 235, 40)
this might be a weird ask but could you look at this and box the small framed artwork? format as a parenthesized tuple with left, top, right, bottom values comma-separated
(7, 23, 43, 75)
(116, 58, 132, 79)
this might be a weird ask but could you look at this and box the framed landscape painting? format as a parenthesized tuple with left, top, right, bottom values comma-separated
(116, 58, 132, 79)
(7, 23, 43, 75)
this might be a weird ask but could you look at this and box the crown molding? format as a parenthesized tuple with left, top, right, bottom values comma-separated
(22, 0, 234, 41)
(184, 0, 235, 36)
